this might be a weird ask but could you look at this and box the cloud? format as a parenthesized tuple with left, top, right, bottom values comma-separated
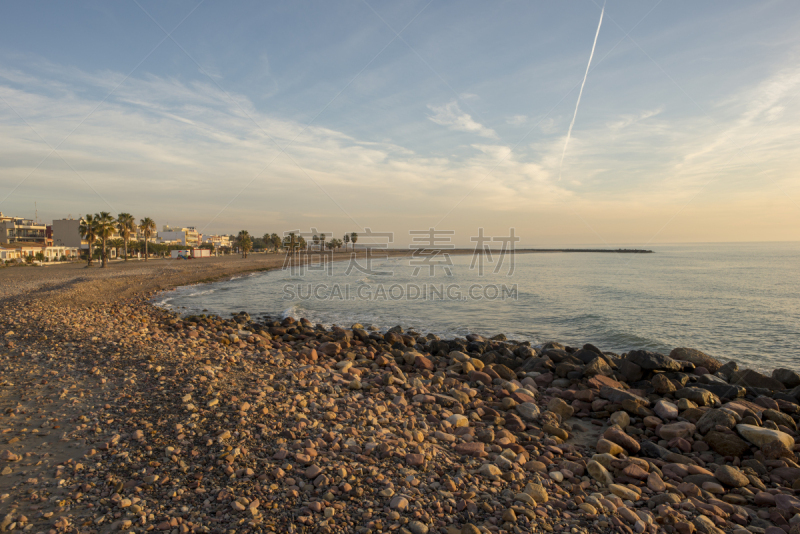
(427, 100, 497, 139)
(506, 114, 528, 125)
(606, 107, 663, 131)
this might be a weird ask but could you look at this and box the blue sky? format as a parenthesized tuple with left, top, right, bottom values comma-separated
(1, 1, 799, 245)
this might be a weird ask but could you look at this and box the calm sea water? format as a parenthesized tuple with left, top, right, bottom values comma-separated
(154, 243, 800, 372)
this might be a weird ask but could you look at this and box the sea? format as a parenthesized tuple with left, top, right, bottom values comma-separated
(153, 242, 800, 373)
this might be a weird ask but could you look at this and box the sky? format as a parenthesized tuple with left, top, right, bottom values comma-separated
(1, 1, 799, 246)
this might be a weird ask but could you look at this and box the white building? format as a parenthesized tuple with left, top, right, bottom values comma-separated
(0, 213, 47, 245)
(202, 234, 231, 248)
(159, 225, 199, 247)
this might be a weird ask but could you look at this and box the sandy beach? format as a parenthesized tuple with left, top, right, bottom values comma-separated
(2, 256, 800, 534)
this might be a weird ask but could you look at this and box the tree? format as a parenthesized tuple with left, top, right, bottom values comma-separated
(350, 232, 358, 251)
(35, 251, 45, 262)
(319, 233, 326, 249)
(313, 234, 320, 249)
(236, 230, 252, 258)
(344, 233, 350, 251)
(262, 233, 273, 252)
(94, 212, 116, 268)
(116, 213, 136, 261)
(271, 233, 282, 252)
(79, 214, 97, 267)
(139, 218, 156, 261)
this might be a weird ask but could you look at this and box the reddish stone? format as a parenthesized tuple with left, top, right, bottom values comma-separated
(587, 375, 622, 390)
(454, 442, 486, 457)
(413, 355, 434, 370)
(468, 371, 492, 385)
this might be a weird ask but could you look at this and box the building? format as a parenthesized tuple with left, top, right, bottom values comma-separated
(158, 225, 200, 247)
(51, 218, 85, 248)
(202, 234, 231, 249)
(0, 244, 80, 262)
(0, 213, 47, 245)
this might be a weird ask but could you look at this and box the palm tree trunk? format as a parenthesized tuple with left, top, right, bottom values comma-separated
(124, 236, 128, 261)
(101, 237, 107, 268)
(145, 237, 148, 262)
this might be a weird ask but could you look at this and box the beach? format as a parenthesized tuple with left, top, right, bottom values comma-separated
(1, 257, 800, 534)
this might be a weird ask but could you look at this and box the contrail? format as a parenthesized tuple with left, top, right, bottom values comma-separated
(559, 2, 605, 181)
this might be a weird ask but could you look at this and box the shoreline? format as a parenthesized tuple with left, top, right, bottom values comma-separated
(1, 257, 799, 534)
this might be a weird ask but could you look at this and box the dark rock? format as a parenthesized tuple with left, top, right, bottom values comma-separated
(600, 387, 650, 407)
(640, 440, 671, 460)
(675, 387, 719, 406)
(583, 357, 613, 377)
(763, 409, 797, 431)
(730, 369, 786, 391)
(703, 430, 750, 457)
(773, 369, 800, 389)
(627, 350, 681, 371)
(617, 360, 643, 382)
(669, 348, 723, 373)
(696, 409, 737, 435)
(694, 383, 746, 400)
(716, 361, 739, 382)
(652, 373, 677, 394)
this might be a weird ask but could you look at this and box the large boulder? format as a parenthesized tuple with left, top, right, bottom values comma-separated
(730, 369, 786, 391)
(696, 409, 737, 435)
(675, 387, 718, 407)
(693, 383, 745, 400)
(583, 357, 614, 377)
(600, 387, 650, 407)
(736, 424, 795, 448)
(703, 430, 750, 457)
(627, 350, 681, 371)
(773, 369, 800, 389)
(670, 348, 723, 373)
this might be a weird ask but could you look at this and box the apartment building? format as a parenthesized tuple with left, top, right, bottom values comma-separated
(159, 225, 200, 247)
(0, 213, 47, 245)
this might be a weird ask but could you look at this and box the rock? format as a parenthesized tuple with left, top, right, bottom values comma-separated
(543, 423, 568, 440)
(654, 399, 679, 420)
(390, 496, 409, 510)
(773, 369, 800, 388)
(478, 463, 502, 477)
(600, 387, 650, 407)
(547, 398, 574, 420)
(0, 450, 21, 462)
(609, 483, 640, 501)
(493, 363, 516, 381)
(647, 472, 666, 492)
(763, 409, 798, 431)
(696, 409, 737, 435)
(761, 439, 795, 460)
(714, 465, 749, 487)
(603, 426, 640, 453)
(523, 482, 548, 504)
(737, 424, 795, 448)
(516, 402, 540, 421)
(675, 387, 718, 407)
(658, 422, 696, 440)
(587, 460, 614, 486)
(447, 414, 469, 428)
(596, 438, 624, 456)
(408, 520, 429, 534)
(454, 442, 486, 457)
(730, 369, 786, 391)
(627, 350, 681, 371)
(617, 360, 643, 382)
(703, 430, 750, 457)
(584, 357, 613, 377)
(652, 373, 677, 394)
(610, 410, 631, 428)
(693, 383, 745, 400)
(670, 348, 723, 373)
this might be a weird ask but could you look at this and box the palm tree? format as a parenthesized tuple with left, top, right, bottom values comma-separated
(139, 218, 156, 261)
(79, 214, 97, 267)
(271, 233, 281, 252)
(350, 232, 358, 251)
(94, 212, 116, 268)
(262, 233, 272, 252)
(319, 233, 326, 249)
(343, 233, 350, 251)
(116, 213, 136, 261)
(236, 230, 252, 258)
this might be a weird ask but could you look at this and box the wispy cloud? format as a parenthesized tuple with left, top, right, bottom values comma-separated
(427, 100, 497, 139)
(506, 114, 528, 125)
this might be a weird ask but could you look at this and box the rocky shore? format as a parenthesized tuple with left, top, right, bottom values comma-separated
(2, 261, 800, 534)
